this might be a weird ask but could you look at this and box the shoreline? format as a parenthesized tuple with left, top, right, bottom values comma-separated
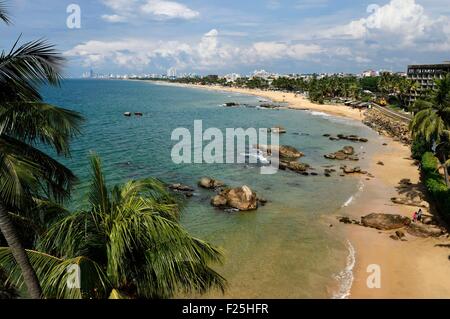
(144, 80, 450, 299)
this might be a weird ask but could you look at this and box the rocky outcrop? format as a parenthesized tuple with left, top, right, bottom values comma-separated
(363, 109, 411, 145)
(406, 223, 445, 238)
(169, 183, 194, 192)
(198, 177, 225, 190)
(324, 146, 358, 161)
(340, 213, 447, 239)
(341, 165, 368, 175)
(169, 183, 194, 197)
(280, 161, 310, 173)
(256, 144, 304, 159)
(211, 185, 259, 211)
(361, 213, 411, 230)
(326, 134, 368, 143)
(391, 197, 430, 209)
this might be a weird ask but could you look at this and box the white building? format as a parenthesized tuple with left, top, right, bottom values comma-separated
(223, 73, 241, 83)
(167, 67, 177, 78)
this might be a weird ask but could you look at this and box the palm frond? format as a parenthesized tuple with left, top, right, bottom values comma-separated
(0, 135, 77, 208)
(105, 209, 225, 298)
(88, 155, 110, 213)
(0, 38, 64, 101)
(0, 248, 111, 299)
(0, 1, 11, 24)
(0, 102, 84, 155)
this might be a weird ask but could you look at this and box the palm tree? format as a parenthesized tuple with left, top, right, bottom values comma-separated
(0, 1, 83, 298)
(410, 75, 450, 142)
(410, 74, 450, 186)
(0, 155, 226, 299)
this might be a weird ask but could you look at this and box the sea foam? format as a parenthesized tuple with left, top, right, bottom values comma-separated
(332, 240, 356, 299)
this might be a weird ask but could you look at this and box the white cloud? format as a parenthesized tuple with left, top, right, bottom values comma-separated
(101, 0, 199, 22)
(318, 0, 446, 48)
(101, 14, 127, 23)
(65, 29, 325, 71)
(141, 0, 199, 20)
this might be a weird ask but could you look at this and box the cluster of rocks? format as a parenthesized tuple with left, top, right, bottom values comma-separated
(224, 102, 239, 107)
(198, 177, 266, 212)
(279, 161, 312, 175)
(363, 109, 411, 145)
(211, 185, 267, 211)
(168, 183, 194, 197)
(340, 165, 368, 175)
(256, 144, 304, 160)
(338, 213, 447, 239)
(324, 134, 368, 143)
(198, 177, 225, 190)
(259, 104, 286, 109)
(324, 146, 359, 161)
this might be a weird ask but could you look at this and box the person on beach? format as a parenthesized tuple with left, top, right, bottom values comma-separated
(412, 211, 418, 223)
(417, 209, 423, 222)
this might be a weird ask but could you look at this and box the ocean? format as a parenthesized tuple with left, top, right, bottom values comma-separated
(42, 79, 382, 298)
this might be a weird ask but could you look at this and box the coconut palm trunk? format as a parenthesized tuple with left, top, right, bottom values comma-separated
(0, 203, 41, 298)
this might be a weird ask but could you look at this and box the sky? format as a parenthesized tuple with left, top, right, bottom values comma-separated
(2, 0, 450, 77)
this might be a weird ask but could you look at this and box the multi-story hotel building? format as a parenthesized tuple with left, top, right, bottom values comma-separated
(407, 62, 450, 97)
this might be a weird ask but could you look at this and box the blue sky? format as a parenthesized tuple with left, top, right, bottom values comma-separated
(2, 0, 450, 77)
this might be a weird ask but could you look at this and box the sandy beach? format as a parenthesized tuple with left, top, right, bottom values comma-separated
(147, 81, 450, 299)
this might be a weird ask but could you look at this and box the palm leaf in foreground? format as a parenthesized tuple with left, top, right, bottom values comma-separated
(0, 1, 11, 24)
(29, 155, 226, 298)
(0, 248, 110, 299)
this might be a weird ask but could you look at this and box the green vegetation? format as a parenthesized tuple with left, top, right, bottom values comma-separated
(0, 155, 226, 299)
(410, 74, 450, 218)
(0, 1, 83, 298)
(166, 71, 420, 110)
(411, 135, 433, 161)
(0, 1, 225, 299)
(421, 153, 450, 219)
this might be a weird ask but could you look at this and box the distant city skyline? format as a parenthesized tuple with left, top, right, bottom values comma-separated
(4, 0, 449, 77)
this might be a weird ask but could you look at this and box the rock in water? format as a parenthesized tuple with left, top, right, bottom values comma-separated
(169, 183, 194, 192)
(361, 213, 411, 230)
(270, 126, 287, 134)
(281, 161, 310, 173)
(342, 146, 355, 155)
(211, 186, 258, 211)
(256, 144, 304, 159)
(211, 195, 227, 207)
(198, 177, 224, 189)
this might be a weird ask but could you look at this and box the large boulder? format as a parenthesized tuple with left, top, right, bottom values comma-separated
(198, 177, 224, 189)
(361, 213, 411, 230)
(211, 186, 258, 211)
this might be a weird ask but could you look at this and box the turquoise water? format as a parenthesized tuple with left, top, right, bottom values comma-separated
(42, 80, 381, 298)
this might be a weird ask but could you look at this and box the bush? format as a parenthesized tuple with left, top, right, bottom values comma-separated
(421, 152, 450, 220)
(412, 136, 432, 160)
